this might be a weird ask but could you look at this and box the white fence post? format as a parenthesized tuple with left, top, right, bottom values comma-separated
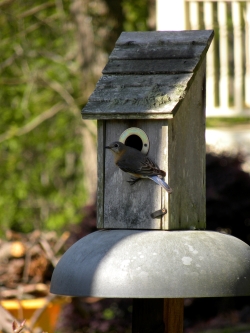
(156, 0, 186, 30)
(204, 2, 216, 109)
(232, 1, 244, 112)
(218, 2, 230, 111)
(156, 0, 250, 115)
(245, 2, 250, 107)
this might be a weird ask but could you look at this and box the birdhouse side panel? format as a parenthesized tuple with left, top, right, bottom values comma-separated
(165, 59, 206, 230)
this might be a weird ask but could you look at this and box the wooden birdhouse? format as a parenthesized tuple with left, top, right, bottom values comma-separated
(82, 30, 214, 231)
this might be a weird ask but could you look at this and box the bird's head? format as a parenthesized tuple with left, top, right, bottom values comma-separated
(105, 141, 125, 154)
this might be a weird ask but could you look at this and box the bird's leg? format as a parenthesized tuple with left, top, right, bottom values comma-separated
(127, 177, 141, 186)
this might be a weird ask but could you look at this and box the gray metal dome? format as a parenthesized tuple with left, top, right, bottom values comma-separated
(50, 230, 250, 298)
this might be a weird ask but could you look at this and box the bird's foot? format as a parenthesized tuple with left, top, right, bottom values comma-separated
(127, 177, 141, 186)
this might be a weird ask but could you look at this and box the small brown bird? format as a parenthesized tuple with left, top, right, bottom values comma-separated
(105, 141, 172, 193)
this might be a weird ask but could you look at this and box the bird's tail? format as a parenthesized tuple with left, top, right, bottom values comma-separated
(149, 175, 173, 193)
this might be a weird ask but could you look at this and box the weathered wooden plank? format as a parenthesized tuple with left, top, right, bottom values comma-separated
(82, 31, 213, 119)
(89, 83, 188, 104)
(115, 30, 214, 46)
(165, 59, 206, 230)
(82, 73, 193, 119)
(89, 85, 172, 102)
(104, 119, 169, 229)
(82, 111, 174, 120)
(83, 100, 177, 119)
(164, 299, 184, 333)
(94, 73, 193, 89)
(161, 124, 170, 228)
(97, 120, 105, 228)
(103, 58, 198, 74)
(110, 44, 207, 60)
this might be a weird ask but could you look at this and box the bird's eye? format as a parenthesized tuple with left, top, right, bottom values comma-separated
(114, 143, 119, 148)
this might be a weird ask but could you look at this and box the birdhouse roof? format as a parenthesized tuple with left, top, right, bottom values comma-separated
(82, 30, 214, 119)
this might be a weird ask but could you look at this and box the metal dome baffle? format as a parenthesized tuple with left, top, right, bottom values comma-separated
(51, 230, 250, 298)
(51, 31, 250, 333)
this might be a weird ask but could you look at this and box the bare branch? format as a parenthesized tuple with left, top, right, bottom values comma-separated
(70, 0, 95, 69)
(0, 55, 18, 71)
(39, 77, 97, 137)
(17, 2, 55, 19)
(12, 319, 26, 333)
(1, 284, 48, 299)
(0, 0, 15, 8)
(39, 236, 58, 267)
(0, 306, 26, 333)
(53, 231, 70, 254)
(28, 294, 57, 331)
(45, 79, 76, 110)
(0, 102, 64, 143)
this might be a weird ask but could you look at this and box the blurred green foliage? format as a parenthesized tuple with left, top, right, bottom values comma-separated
(206, 117, 250, 127)
(0, 0, 151, 236)
(123, 0, 149, 31)
(0, 1, 84, 234)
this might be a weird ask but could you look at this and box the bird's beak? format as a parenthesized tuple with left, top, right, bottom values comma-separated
(105, 146, 111, 149)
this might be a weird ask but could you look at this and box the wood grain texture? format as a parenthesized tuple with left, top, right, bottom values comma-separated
(104, 119, 169, 229)
(109, 44, 207, 60)
(102, 58, 198, 74)
(164, 299, 184, 333)
(114, 30, 214, 47)
(97, 120, 105, 228)
(165, 59, 206, 230)
(91, 73, 192, 89)
(81, 30, 214, 120)
(89, 74, 191, 102)
(82, 107, 175, 120)
(83, 74, 193, 119)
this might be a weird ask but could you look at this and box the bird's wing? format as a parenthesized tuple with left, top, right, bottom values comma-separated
(117, 154, 165, 177)
(148, 175, 173, 193)
(139, 158, 166, 177)
(117, 157, 155, 174)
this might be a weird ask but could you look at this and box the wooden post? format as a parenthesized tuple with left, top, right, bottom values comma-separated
(132, 299, 164, 333)
(132, 299, 184, 333)
(164, 299, 184, 333)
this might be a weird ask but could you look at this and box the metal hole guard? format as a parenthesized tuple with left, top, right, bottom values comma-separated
(50, 230, 250, 298)
(119, 127, 149, 154)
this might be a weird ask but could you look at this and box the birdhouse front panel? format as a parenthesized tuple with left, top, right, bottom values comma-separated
(103, 119, 170, 229)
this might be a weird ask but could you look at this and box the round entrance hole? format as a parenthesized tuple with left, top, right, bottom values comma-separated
(125, 134, 143, 151)
(119, 127, 149, 154)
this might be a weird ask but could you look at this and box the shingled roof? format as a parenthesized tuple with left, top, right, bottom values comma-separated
(82, 30, 214, 119)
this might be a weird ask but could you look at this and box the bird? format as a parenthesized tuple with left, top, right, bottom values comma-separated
(105, 141, 172, 193)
